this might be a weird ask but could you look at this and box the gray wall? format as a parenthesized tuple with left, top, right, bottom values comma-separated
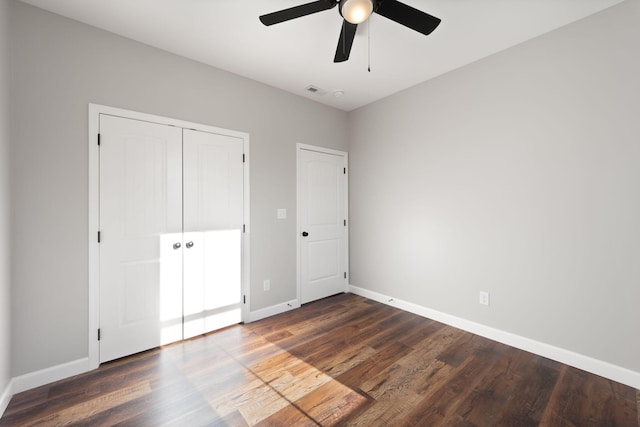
(9, 1, 348, 376)
(8, 0, 640, 383)
(0, 0, 12, 397)
(348, 0, 640, 374)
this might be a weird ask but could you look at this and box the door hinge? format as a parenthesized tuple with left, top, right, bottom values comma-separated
(97, 133, 101, 146)
(97, 231, 101, 243)
(344, 272, 347, 279)
(344, 219, 347, 226)
(243, 224, 246, 233)
(97, 328, 101, 341)
(243, 153, 245, 163)
(243, 295, 246, 304)
(344, 167, 346, 174)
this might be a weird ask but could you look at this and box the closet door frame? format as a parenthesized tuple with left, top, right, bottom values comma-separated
(88, 104, 251, 370)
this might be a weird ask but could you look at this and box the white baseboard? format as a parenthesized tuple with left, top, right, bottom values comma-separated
(0, 379, 13, 419)
(248, 299, 300, 323)
(348, 285, 640, 390)
(12, 358, 91, 395)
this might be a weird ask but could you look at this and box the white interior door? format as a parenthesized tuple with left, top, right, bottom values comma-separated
(182, 129, 244, 339)
(99, 115, 183, 363)
(299, 147, 348, 304)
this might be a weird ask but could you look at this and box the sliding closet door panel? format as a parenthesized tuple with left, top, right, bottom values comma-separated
(99, 115, 183, 363)
(182, 129, 243, 339)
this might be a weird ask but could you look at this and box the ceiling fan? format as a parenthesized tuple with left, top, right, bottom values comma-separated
(259, 0, 441, 63)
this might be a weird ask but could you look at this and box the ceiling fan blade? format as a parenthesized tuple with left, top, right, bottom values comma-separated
(334, 20, 358, 63)
(259, 0, 337, 26)
(375, 0, 441, 35)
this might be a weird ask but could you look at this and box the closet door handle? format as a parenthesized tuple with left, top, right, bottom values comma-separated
(173, 242, 181, 250)
(302, 231, 309, 237)
(186, 241, 194, 249)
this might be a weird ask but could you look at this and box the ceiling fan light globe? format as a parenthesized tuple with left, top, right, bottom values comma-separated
(340, 0, 373, 24)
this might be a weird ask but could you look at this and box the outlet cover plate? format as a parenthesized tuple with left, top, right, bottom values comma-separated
(479, 291, 490, 306)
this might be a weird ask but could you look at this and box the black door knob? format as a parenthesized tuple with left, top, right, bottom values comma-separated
(302, 231, 309, 237)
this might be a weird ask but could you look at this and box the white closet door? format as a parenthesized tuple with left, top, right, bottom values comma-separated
(182, 129, 244, 339)
(99, 115, 183, 363)
(300, 149, 348, 304)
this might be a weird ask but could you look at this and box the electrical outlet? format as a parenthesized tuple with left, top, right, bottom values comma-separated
(479, 291, 490, 306)
(263, 279, 271, 291)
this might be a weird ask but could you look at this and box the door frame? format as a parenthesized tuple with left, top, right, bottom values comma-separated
(88, 104, 251, 370)
(296, 143, 349, 305)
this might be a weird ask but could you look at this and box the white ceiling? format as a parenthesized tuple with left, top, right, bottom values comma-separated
(20, 0, 624, 111)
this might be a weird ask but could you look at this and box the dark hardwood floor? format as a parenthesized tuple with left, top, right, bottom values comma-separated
(2, 293, 638, 426)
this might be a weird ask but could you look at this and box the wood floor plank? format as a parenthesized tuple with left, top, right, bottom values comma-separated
(451, 347, 541, 426)
(293, 380, 370, 426)
(210, 376, 288, 425)
(341, 389, 423, 427)
(1, 293, 637, 427)
(334, 340, 413, 390)
(399, 338, 507, 426)
(538, 365, 637, 426)
(21, 382, 151, 427)
(322, 345, 378, 379)
(255, 404, 319, 427)
(360, 325, 461, 401)
(266, 362, 334, 405)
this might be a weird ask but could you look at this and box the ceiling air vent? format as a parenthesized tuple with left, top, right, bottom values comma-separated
(305, 85, 327, 96)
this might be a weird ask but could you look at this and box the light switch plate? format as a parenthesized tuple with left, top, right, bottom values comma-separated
(277, 208, 287, 219)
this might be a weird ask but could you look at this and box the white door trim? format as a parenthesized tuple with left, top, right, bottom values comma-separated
(296, 143, 349, 305)
(88, 104, 250, 370)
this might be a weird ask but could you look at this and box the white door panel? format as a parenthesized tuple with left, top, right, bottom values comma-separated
(182, 130, 243, 339)
(183, 130, 244, 231)
(308, 161, 340, 226)
(300, 148, 348, 304)
(99, 115, 183, 363)
(308, 239, 340, 281)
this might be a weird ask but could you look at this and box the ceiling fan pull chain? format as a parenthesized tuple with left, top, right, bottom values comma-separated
(368, 16, 371, 72)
